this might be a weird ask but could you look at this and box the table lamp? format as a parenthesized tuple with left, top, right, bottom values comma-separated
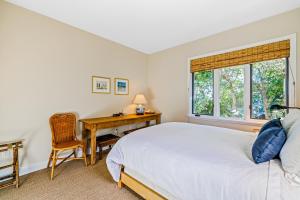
(133, 94, 147, 115)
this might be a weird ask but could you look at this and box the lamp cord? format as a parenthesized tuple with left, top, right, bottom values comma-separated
(289, 60, 296, 105)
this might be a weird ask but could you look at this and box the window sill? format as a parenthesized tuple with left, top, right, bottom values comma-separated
(187, 114, 266, 127)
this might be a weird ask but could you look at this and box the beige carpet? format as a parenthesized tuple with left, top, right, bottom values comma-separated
(0, 158, 140, 200)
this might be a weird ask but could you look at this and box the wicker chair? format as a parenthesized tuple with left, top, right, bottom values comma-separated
(47, 113, 87, 180)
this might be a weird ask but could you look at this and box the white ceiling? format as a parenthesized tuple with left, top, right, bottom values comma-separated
(7, 0, 300, 54)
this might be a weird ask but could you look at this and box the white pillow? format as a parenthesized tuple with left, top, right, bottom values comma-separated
(280, 119, 300, 185)
(281, 110, 300, 136)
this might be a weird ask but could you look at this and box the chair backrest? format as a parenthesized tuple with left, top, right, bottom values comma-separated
(49, 113, 76, 145)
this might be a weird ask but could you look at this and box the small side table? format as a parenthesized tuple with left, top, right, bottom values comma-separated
(0, 140, 23, 189)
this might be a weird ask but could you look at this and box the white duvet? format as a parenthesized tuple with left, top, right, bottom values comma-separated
(106, 122, 286, 200)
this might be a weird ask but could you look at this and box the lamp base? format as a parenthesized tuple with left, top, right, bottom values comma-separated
(136, 105, 145, 115)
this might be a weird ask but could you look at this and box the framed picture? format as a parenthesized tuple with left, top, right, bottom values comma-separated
(115, 78, 129, 95)
(92, 76, 111, 94)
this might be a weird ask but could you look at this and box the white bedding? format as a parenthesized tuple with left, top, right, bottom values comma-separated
(106, 122, 284, 200)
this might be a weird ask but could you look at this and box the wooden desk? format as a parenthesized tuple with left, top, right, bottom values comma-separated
(0, 140, 23, 189)
(80, 113, 161, 165)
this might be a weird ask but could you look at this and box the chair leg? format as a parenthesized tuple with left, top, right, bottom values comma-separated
(50, 150, 57, 180)
(47, 150, 54, 168)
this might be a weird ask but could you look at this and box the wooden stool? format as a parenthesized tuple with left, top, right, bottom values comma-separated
(96, 134, 120, 160)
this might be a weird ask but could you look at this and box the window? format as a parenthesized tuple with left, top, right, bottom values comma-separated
(191, 58, 289, 120)
(250, 58, 288, 120)
(219, 66, 245, 119)
(192, 71, 214, 115)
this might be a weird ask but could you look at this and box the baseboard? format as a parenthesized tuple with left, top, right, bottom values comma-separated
(20, 160, 48, 176)
(0, 149, 86, 178)
(0, 159, 48, 178)
(1, 147, 104, 177)
(20, 149, 85, 176)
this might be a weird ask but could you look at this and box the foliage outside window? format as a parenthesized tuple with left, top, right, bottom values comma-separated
(192, 58, 288, 120)
(192, 71, 213, 115)
(220, 66, 245, 119)
(251, 58, 288, 120)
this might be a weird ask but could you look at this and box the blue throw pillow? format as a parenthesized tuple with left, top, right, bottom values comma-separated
(252, 126, 286, 164)
(259, 118, 282, 134)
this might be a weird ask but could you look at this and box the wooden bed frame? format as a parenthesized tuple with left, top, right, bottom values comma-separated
(117, 167, 167, 200)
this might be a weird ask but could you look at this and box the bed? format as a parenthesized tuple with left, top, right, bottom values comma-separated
(106, 122, 299, 200)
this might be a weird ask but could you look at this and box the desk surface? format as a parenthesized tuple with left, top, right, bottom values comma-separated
(79, 113, 161, 125)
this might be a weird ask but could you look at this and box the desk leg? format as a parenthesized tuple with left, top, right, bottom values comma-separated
(82, 125, 89, 165)
(90, 127, 97, 165)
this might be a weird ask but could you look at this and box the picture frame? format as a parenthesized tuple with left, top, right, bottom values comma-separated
(92, 76, 111, 94)
(114, 78, 129, 95)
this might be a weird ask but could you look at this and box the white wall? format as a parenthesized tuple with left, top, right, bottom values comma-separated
(148, 7, 300, 130)
(0, 1, 148, 174)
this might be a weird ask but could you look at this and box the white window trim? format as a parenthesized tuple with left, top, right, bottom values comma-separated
(187, 34, 297, 125)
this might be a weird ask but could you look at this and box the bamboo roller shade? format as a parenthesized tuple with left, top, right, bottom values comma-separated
(190, 40, 290, 72)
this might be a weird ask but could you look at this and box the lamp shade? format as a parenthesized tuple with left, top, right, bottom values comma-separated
(133, 94, 147, 105)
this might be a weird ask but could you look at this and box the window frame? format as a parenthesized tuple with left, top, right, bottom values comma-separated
(188, 34, 296, 124)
